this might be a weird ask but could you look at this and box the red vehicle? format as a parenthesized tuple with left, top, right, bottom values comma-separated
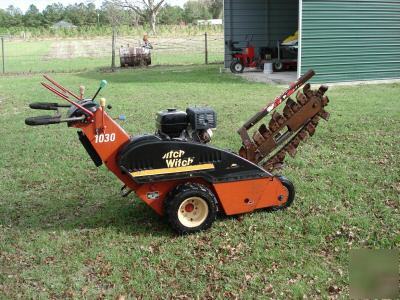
(227, 37, 265, 73)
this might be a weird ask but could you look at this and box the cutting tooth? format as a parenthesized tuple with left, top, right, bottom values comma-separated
(317, 85, 329, 96)
(273, 162, 284, 170)
(298, 129, 309, 142)
(262, 158, 276, 171)
(239, 146, 247, 159)
(271, 112, 286, 126)
(303, 83, 313, 98)
(258, 124, 272, 138)
(292, 137, 301, 148)
(303, 83, 310, 93)
(286, 98, 296, 106)
(311, 116, 320, 125)
(276, 150, 286, 161)
(255, 150, 263, 162)
(321, 96, 329, 106)
(285, 143, 297, 157)
(263, 164, 272, 172)
(252, 130, 265, 146)
(306, 122, 317, 136)
(283, 101, 294, 118)
(288, 99, 301, 112)
(318, 109, 330, 121)
(287, 136, 301, 157)
(296, 91, 308, 105)
(268, 118, 280, 132)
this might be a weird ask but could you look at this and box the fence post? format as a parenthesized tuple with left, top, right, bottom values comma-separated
(204, 32, 208, 65)
(1, 37, 4, 74)
(111, 27, 116, 71)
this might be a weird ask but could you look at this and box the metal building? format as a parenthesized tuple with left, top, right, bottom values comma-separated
(224, 0, 400, 82)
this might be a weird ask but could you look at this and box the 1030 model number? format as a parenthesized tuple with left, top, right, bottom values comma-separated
(95, 133, 116, 143)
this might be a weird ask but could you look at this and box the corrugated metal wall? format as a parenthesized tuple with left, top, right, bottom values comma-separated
(224, 0, 298, 68)
(268, 0, 298, 45)
(300, 0, 400, 82)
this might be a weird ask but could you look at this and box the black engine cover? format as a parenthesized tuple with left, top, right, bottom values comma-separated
(156, 108, 188, 138)
(118, 136, 269, 184)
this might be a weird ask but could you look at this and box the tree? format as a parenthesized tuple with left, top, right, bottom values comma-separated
(183, 0, 212, 24)
(205, 0, 223, 19)
(115, 0, 166, 33)
(159, 5, 184, 25)
(5, 5, 23, 27)
(63, 3, 98, 26)
(24, 4, 42, 27)
(42, 3, 65, 26)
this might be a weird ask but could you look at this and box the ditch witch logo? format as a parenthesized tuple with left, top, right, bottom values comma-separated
(162, 150, 194, 168)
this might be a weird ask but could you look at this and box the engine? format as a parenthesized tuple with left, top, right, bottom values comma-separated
(156, 107, 217, 143)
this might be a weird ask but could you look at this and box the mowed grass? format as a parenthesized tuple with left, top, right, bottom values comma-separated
(2, 39, 223, 73)
(0, 65, 399, 298)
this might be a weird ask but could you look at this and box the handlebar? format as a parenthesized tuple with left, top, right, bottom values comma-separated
(25, 114, 86, 126)
(26, 77, 108, 127)
(25, 115, 61, 126)
(29, 102, 70, 110)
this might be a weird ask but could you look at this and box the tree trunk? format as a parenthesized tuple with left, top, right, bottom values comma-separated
(111, 26, 116, 71)
(133, 13, 139, 27)
(150, 11, 157, 34)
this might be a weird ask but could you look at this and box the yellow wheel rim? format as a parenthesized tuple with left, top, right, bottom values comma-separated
(178, 197, 209, 228)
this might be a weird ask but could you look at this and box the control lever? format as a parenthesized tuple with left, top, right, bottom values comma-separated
(92, 80, 107, 101)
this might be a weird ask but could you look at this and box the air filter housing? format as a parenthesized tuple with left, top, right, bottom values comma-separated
(186, 107, 217, 130)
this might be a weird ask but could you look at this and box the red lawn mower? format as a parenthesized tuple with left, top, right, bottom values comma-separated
(227, 36, 265, 73)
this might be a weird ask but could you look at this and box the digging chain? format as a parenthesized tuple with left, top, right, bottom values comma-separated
(239, 83, 330, 172)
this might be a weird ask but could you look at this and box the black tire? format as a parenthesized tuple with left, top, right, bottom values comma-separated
(164, 182, 218, 235)
(230, 61, 244, 73)
(274, 61, 283, 71)
(274, 176, 295, 210)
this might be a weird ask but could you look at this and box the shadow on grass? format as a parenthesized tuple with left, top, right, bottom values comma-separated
(4, 191, 173, 237)
(76, 64, 237, 85)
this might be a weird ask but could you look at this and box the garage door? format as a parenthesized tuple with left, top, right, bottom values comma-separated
(300, 0, 400, 82)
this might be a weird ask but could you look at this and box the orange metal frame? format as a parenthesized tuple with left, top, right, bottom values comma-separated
(72, 108, 289, 216)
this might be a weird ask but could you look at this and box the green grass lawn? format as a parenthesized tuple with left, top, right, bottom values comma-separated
(0, 65, 399, 298)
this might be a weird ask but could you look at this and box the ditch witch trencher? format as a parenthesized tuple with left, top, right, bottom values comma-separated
(25, 70, 330, 234)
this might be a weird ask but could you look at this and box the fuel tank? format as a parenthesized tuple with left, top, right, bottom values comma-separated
(118, 135, 270, 184)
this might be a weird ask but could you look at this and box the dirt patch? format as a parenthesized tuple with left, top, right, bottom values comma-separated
(45, 38, 112, 59)
(44, 35, 223, 60)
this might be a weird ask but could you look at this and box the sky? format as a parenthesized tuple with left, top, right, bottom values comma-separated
(0, 0, 188, 12)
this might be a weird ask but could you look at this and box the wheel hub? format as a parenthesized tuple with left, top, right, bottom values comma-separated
(178, 196, 209, 228)
(278, 186, 289, 203)
(185, 203, 194, 212)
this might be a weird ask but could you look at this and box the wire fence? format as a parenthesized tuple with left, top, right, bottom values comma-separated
(0, 33, 224, 74)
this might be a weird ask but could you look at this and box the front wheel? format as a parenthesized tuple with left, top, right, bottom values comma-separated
(164, 183, 218, 234)
(273, 61, 283, 71)
(230, 61, 244, 73)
